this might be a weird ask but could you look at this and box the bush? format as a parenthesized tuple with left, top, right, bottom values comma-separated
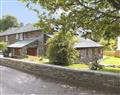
(47, 31, 79, 66)
(0, 42, 7, 50)
(3, 49, 10, 57)
(88, 57, 103, 70)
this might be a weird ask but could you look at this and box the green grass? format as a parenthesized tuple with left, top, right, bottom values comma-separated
(23, 56, 49, 64)
(67, 64, 89, 70)
(67, 64, 120, 73)
(101, 67, 120, 73)
(101, 56, 120, 66)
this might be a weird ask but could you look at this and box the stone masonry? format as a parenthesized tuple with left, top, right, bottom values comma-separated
(0, 57, 120, 93)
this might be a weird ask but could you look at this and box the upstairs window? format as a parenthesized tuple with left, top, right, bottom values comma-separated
(5, 36, 8, 42)
(16, 34, 19, 40)
(19, 33, 23, 40)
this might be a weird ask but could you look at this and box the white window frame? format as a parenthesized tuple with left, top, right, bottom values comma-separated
(16, 34, 19, 40)
(19, 33, 23, 40)
(5, 36, 8, 42)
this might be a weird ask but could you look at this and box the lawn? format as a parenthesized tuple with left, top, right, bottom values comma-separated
(22, 56, 49, 64)
(67, 56, 120, 73)
(67, 64, 89, 70)
(100, 56, 120, 66)
(101, 67, 120, 73)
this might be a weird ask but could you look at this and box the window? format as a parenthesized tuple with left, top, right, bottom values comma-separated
(20, 33, 23, 40)
(16, 34, 19, 39)
(5, 36, 8, 42)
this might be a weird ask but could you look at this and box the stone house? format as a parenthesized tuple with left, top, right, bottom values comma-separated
(74, 38, 103, 63)
(0, 24, 103, 63)
(0, 24, 45, 58)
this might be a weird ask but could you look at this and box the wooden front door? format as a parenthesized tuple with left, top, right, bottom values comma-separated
(14, 48, 21, 55)
(27, 48, 37, 56)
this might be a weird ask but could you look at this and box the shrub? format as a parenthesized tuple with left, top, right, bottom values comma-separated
(3, 49, 10, 57)
(47, 31, 79, 66)
(89, 58, 103, 70)
(0, 42, 7, 50)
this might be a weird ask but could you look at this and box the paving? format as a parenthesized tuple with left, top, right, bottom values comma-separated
(0, 65, 118, 95)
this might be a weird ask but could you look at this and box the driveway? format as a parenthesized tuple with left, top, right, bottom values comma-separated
(0, 65, 118, 95)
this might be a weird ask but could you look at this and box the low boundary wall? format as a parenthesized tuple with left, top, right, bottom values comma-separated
(0, 57, 120, 93)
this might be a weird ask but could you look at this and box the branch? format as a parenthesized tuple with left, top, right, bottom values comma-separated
(77, 0, 120, 19)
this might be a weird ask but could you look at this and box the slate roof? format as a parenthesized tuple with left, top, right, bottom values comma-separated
(74, 38, 103, 48)
(8, 38, 38, 48)
(0, 24, 41, 36)
(46, 34, 102, 48)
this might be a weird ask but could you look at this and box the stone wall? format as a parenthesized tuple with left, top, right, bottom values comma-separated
(0, 57, 120, 93)
(78, 47, 103, 63)
(8, 34, 17, 44)
(0, 36, 6, 42)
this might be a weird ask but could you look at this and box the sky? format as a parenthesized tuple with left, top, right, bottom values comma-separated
(0, 0, 44, 24)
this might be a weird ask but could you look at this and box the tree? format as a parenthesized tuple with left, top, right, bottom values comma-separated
(20, 0, 120, 41)
(47, 31, 79, 65)
(0, 15, 19, 32)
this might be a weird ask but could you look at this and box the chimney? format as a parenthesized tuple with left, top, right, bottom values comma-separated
(117, 37, 120, 50)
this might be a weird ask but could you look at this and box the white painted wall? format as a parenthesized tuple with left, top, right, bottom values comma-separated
(117, 37, 120, 50)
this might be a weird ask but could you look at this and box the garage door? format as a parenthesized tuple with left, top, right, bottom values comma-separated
(27, 48, 37, 56)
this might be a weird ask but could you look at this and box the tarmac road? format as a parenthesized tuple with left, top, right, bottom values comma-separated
(0, 65, 118, 95)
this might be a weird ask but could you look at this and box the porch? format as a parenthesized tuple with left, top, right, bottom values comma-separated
(7, 39, 39, 58)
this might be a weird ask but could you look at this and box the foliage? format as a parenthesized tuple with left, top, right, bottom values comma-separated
(100, 39, 117, 50)
(0, 42, 7, 50)
(89, 59, 103, 70)
(0, 15, 19, 32)
(47, 31, 79, 65)
(20, 0, 120, 42)
(3, 49, 10, 57)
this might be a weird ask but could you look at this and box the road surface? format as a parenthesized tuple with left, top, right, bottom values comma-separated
(0, 65, 118, 95)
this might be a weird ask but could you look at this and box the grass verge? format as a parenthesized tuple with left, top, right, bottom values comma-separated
(101, 56, 120, 66)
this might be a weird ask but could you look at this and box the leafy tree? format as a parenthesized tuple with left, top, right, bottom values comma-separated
(20, 0, 120, 42)
(47, 31, 79, 65)
(0, 15, 19, 32)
